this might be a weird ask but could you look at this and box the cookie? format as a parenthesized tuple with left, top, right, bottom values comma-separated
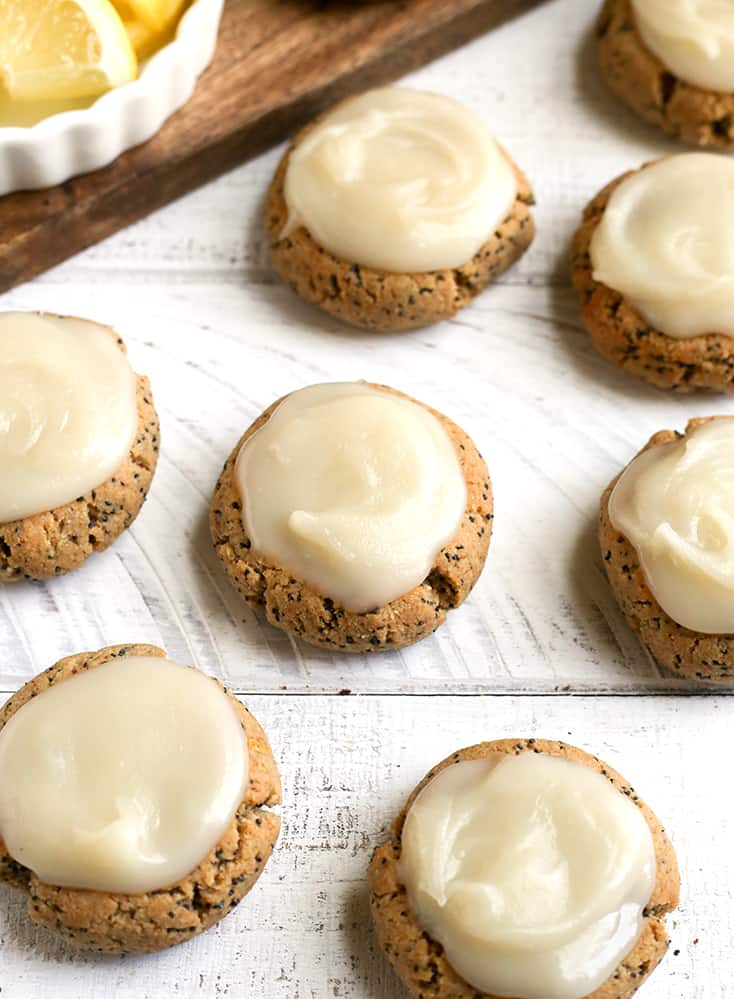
(370, 738, 680, 999)
(596, 0, 734, 148)
(600, 417, 734, 683)
(209, 384, 492, 653)
(266, 93, 535, 333)
(0, 643, 281, 953)
(571, 165, 734, 392)
(0, 321, 160, 581)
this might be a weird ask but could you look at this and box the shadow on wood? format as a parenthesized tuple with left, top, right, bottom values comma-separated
(0, 0, 547, 292)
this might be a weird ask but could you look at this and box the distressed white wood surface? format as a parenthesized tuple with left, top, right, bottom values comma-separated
(1, 0, 733, 996)
(2, 0, 733, 693)
(0, 694, 729, 999)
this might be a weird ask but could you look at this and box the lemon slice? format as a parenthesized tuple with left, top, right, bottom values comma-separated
(0, 0, 137, 103)
(117, 12, 161, 59)
(111, 0, 187, 58)
(118, 0, 187, 32)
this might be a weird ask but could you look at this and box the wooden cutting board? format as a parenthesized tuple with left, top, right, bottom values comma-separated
(0, 0, 542, 292)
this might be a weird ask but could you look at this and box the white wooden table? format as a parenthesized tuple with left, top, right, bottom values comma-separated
(1, 1, 731, 995)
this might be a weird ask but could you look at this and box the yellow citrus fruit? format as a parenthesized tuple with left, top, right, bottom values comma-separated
(112, 0, 187, 35)
(117, 13, 162, 59)
(0, 0, 138, 102)
(112, 0, 188, 58)
(119, 0, 187, 32)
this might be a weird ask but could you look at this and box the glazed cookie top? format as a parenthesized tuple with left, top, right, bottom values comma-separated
(609, 419, 734, 634)
(590, 154, 734, 339)
(631, 0, 734, 92)
(0, 656, 249, 893)
(398, 752, 656, 999)
(281, 87, 517, 272)
(0, 312, 138, 523)
(234, 382, 467, 612)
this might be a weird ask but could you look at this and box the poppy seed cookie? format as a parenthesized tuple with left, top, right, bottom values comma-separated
(596, 0, 734, 149)
(209, 385, 492, 653)
(369, 738, 680, 999)
(0, 643, 281, 953)
(600, 417, 734, 683)
(571, 166, 734, 392)
(0, 324, 160, 581)
(266, 102, 535, 333)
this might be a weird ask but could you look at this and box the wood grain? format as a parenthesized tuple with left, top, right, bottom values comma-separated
(0, 0, 543, 292)
(0, 694, 726, 998)
(1, 3, 733, 995)
(4, 277, 734, 696)
(1, 0, 728, 698)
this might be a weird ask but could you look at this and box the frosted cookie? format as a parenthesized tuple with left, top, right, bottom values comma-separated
(0, 643, 281, 953)
(597, 0, 734, 148)
(210, 382, 492, 652)
(266, 87, 535, 332)
(600, 416, 734, 683)
(571, 154, 734, 392)
(0, 312, 159, 580)
(370, 738, 679, 999)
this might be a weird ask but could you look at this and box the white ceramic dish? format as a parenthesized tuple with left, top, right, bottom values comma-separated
(0, 0, 224, 196)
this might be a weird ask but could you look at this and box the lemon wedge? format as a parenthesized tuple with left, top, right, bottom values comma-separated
(118, 13, 162, 59)
(111, 0, 187, 57)
(118, 0, 187, 32)
(0, 0, 138, 103)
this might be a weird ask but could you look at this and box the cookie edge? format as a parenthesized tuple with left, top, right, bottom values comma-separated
(571, 161, 734, 393)
(369, 737, 680, 999)
(209, 384, 493, 653)
(599, 415, 734, 683)
(596, 0, 734, 149)
(0, 320, 160, 581)
(266, 100, 535, 332)
(0, 643, 282, 953)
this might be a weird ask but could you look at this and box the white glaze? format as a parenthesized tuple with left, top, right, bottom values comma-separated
(0, 5, 716, 997)
(0, 656, 249, 893)
(590, 154, 734, 339)
(399, 754, 656, 999)
(283, 87, 517, 272)
(632, 0, 734, 92)
(235, 382, 467, 612)
(609, 419, 734, 634)
(0, 312, 138, 523)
